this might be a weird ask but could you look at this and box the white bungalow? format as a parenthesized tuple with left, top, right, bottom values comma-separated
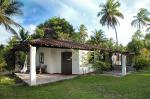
(13, 38, 129, 86)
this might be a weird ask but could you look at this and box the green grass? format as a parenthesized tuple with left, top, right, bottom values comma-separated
(0, 71, 150, 99)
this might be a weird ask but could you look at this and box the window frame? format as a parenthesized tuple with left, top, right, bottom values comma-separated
(39, 52, 44, 64)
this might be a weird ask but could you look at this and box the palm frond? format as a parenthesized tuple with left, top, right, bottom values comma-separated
(3, 22, 18, 36)
(5, 0, 23, 16)
(0, 0, 23, 35)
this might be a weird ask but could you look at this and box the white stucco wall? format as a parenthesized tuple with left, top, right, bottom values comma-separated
(36, 47, 61, 73)
(72, 50, 80, 74)
(36, 47, 80, 74)
(79, 50, 94, 74)
(36, 47, 94, 74)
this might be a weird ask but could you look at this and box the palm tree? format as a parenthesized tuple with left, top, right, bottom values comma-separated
(0, 0, 23, 35)
(131, 8, 150, 31)
(78, 24, 88, 43)
(97, 0, 124, 48)
(17, 28, 30, 42)
(90, 29, 106, 47)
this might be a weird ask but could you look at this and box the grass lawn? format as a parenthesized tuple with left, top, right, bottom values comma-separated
(0, 71, 150, 99)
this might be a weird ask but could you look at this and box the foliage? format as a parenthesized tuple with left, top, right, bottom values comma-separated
(71, 24, 88, 43)
(127, 38, 144, 55)
(3, 50, 15, 71)
(92, 61, 111, 73)
(0, 75, 16, 85)
(58, 32, 71, 40)
(97, 0, 124, 46)
(0, 45, 6, 71)
(146, 24, 150, 32)
(2, 36, 18, 71)
(0, 0, 23, 35)
(17, 28, 30, 41)
(36, 17, 74, 40)
(105, 38, 115, 49)
(131, 8, 150, 30)
(88, 29, 106, 47)
(132, 30, 144, 40)
(139, 48, 150, 58)
(31, 28, 44, 39)
(87, 50, 111, 73)
(134, 56, 150, 70)
(144, 33, 150, 50)
(87, 52, 94, 64)
(77, 24, 88, 43)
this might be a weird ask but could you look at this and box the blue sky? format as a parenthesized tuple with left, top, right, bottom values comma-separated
(1, 0, 150, 45)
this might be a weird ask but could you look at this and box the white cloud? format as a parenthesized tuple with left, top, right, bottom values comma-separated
(1, 0, 150, 46)
(0, 26, 13, 44)
(25, 24, 36, 34)
(54, 0, 150, 45)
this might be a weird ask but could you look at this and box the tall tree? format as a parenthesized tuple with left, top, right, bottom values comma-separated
(105, 38, 115, 49)
(77, 24, 88, 43)
(131, 8, 150, 31)
(127, 30, 145, 54)
(0, 0, 23, 35)
(132, 30, 144, 40)
(17, 28, 30, 42)
(36, 17, 74, 40)
(127, 39, 144, 55)
(97, 0, 124, 48)
(31, 28, 44, 39)
(89, 29, 106, 47)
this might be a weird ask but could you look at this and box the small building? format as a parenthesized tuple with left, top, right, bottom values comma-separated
(13, 38, 112, 85)
(12, 38, 132, 86)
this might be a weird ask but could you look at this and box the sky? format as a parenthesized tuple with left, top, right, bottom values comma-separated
(0, 0, 150, 45)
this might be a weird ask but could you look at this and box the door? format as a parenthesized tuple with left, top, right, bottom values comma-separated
(61, 52, 72, 74)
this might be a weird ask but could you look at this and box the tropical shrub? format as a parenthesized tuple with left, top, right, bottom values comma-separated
(134, 56, 150, 70)
(3, 50, 15, 71)
(92, 61, 111, 73)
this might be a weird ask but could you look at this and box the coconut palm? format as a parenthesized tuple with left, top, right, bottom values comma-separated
(78, 24, 88, 43)
(131, 8, 150, 31)
(97, 0, 124, 48)
(17, 28, 29, 42)
(0, 0, 23, 35)
(90, 29, 106, 47)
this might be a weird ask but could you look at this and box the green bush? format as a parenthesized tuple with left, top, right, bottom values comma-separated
(4, 51, 15, 71)
(134, 56, 150, 70)
(92, 61, 111, 73)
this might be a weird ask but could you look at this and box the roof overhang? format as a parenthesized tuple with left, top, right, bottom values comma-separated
(12, 39, 112, 52)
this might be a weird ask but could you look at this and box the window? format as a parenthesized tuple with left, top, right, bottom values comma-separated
(39, 53, 44, 64)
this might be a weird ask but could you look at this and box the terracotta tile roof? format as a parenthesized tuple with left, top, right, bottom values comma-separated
(30, 38, 111, 51)
(12, 38, 111, 51)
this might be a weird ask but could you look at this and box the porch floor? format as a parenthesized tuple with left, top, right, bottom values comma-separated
(15, 73, 77, 85)
(103, 70, 133, 77)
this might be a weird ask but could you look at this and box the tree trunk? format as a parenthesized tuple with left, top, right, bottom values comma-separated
(138, 20, 141, 31)
(114, 26, 118, 50)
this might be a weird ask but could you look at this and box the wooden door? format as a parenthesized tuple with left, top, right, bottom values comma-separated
(61, 52, 72, 74)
